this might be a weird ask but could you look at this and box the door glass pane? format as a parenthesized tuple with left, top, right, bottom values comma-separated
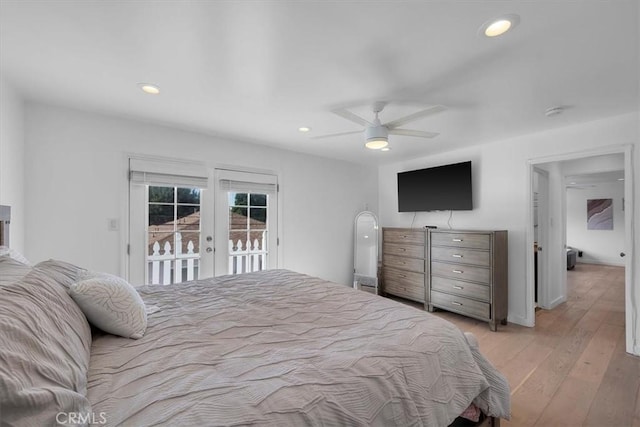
(148, 231, 173, 256)
(177, 188, 200, 204)
(230, 192, 248, 206)
(149, 205, 174, 228)
(178, 231, 200, 255)
(176, 205, 200, 230)
(227, 191, 269, 275)
(249, 193, 267, 206)
(250, 208, 267, 229)
(230, 207, 248, 230)
(146, 185, 201, 285)
(149, 186, 174, 203)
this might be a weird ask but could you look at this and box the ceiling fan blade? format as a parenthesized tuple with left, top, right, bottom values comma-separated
(331, 108, 372, 127)
(384, 105, 446, 129)
(310, 130, 363, 140)
(389, 128, 439, 138)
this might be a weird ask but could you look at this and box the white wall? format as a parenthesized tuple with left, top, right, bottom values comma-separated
(24, 103, 378, 286)
(0, 77, 25, 252)
(378, 112, 639, 352)
(566, 181, 625, 266)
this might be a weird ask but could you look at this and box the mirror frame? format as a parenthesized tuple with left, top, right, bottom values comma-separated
(353, 211, 379, 294)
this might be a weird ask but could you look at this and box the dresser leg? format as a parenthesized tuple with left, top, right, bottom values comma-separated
(427, 304, 434, 312)
(489, 321, 497, 332)
(500, 319, 508, 326)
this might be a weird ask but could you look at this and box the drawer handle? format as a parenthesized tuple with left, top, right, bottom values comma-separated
(453, 285, 464, 290)
(452, 254, 463, 258)
(399, 274, 407, 278)
(399, 248, 406, 252)
(452, 269, 464, 274)
(452, 238, 463, 242)
(402, 235, 408, 238)
(451, 301, 463, 306)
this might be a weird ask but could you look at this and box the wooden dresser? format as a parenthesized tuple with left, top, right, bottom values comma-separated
(428, 230, 508, 331)
(381, 228, 427, 308)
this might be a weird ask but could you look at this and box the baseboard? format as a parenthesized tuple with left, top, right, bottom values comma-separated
(508, 314, 534, 327)
(577, 258, 625, 267)
(546, 295, 565, 309)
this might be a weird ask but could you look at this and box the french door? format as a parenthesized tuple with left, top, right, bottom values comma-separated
(128, 157, 214, 285)
(214, 169, 278, 276)
(128, 158, 277, 284)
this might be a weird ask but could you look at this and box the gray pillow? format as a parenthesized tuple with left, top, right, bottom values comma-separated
(0, 263, 92, 425)
(0, 255, 32, 286)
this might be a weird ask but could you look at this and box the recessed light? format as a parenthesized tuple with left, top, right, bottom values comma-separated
(298, 126, 311, 132)
(138, 83, 160, 95)
(618, 178, 625, 181)
(480, 14, 520, 37)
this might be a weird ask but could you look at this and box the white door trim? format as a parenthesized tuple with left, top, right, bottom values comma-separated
(526, 144, 636, 355)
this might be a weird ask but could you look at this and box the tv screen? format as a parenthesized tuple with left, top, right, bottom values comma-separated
(397, 161, 473, 212)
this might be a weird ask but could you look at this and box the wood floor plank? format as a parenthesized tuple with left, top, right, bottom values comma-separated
(388, 263, 637, 425)
(533, 322, 623, 426)
(584, 330, 640, 426)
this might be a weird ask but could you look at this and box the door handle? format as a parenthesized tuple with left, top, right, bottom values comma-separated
(206, 247, 213, 253)
(620, 252, 626, 257)
(206, 236, 213, 242)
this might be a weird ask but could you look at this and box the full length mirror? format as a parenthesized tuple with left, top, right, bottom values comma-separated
(353, 211, 379, 294)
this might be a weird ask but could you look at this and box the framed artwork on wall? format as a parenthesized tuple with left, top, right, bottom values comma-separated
(587, 198, 613, 230)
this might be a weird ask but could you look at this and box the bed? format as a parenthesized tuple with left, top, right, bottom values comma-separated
(0, 255, 510, 426)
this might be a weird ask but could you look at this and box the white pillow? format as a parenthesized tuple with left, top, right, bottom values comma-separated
(69, 274, 147, 339)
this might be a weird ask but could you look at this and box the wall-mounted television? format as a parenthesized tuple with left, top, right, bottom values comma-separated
(397, 161, 473, 212)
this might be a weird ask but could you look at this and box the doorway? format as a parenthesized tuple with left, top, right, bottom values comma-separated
(528, 145, 635, 355)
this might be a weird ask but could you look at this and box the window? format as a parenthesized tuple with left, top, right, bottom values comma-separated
(147, 186, 201, 284)
(228, 191, 269, 274)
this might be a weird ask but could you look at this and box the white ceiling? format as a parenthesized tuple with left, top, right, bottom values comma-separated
(1, 1, 638, 165)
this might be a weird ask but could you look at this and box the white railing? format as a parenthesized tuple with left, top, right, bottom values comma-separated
(147, 232, 198, 285)
(147, 232, 267, 285)
(228, 234, 267, 275)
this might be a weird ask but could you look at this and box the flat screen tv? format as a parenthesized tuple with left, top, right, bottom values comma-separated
(397, 161, 472, 212)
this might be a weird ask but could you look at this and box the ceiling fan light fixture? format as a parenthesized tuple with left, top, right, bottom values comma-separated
(364, 120, 389, 149)
(365, 138, 389, 150)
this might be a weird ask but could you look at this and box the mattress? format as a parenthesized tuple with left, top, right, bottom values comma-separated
(87, 269, 510, 426)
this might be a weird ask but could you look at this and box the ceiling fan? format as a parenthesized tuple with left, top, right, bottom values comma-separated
(311, 101, 446, 150)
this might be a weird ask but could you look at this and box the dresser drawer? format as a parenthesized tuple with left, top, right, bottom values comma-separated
(384, 229, 425, 246)
(431, 261, 491, 284)
(430, 246, 491, 267)
(431, 276, 490, 302)
(431, 291, 490, 320)
(384, 281, 425, 302)
(383, 242, 425, 259)
(383, 254, 425, 273)
(430, 232, 491, 250)
(383, 267, 425, 302)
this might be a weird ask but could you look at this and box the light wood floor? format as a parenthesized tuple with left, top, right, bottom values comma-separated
(404, 263, 639, 426)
